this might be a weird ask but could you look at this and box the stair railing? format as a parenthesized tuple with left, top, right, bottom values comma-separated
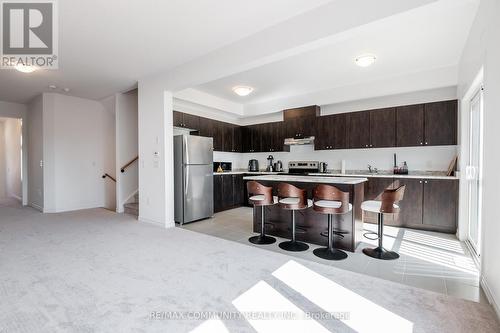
(121, 156, 139, 173)
(102, 173, 116, 182)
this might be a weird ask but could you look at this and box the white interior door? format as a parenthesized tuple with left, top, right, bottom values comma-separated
(466, 88, 483, 257)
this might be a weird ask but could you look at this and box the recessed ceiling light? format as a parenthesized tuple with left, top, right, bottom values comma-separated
(48, 84, 57, 89)
(63, 88, 70, 92)
(15, 64, 37, 73)
(232, 86, 254, 97)
(355, 54, 377, 67)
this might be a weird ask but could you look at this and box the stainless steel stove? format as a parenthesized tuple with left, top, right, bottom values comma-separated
(284, 161, 320, 175)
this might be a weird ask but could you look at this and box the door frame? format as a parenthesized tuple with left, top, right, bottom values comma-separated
(458, 68, 484, 265)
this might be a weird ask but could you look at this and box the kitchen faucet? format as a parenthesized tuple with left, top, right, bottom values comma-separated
(368, 164, 378, 174)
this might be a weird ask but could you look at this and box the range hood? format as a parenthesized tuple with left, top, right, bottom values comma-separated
(284, 136, 315, 146)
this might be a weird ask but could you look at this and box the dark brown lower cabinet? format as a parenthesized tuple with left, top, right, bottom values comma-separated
(213, 174, 245, 212)
(364, 177, 458, 233)
(422, 179, 458, 232)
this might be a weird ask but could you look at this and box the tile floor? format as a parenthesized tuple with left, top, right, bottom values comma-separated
(180, 207, 487, 304)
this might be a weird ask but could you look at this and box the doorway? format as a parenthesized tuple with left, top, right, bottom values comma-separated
(0, 117, 23, 205)
(465, 87, 483, 259)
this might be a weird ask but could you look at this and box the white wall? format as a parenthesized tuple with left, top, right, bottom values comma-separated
(138, 79, 174, 227)
(457, 0, 500, 318)
(0, 100, 27, 205)
(3, 118, 22, 200)
(100, 96, 117, 211)
(42, 93, 114, 213)
(27, 96, 44, 210)
(0, 122, 6, 198)
(115, 90, 138, 212)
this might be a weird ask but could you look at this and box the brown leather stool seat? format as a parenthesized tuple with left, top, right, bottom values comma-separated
(361, 185, 405, 260)
(277, 183, 312, 252)
(312, 184, 352, 260)
(247, 181, 277, 245)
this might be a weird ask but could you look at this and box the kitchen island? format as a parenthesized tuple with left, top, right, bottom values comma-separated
(243, 175, 368, 252)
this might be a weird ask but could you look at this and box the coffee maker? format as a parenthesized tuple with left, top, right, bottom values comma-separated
(266, 155, 274, 172)
(248, 159, 259, 172)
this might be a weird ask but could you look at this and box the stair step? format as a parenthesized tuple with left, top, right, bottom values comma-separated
(124, 202, 139, 217)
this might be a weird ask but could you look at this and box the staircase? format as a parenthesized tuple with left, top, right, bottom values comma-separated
(124, 192, 139, 217)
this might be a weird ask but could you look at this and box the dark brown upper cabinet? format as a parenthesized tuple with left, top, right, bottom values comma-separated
(198, 116, 213, 138)
(242, 125, 261, 153)
(370, 107, 396, 148)
(424, 100, 457, 146)
(173, 111, 199, 130)
(315, 113, 347, 150)
(347, 111, 370, 148)
(284, 105, 319, 139)
(396, 104, 424, 147)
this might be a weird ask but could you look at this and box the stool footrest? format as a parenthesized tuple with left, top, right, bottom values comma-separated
(363, 231, 379, 241)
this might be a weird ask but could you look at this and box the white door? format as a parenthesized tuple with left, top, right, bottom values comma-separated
(466, 88, 483, 257)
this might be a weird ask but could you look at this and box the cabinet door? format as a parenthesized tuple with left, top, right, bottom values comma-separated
(222, 175, 234, 209)
(241, 127, 252, 152)
(198, 117, 212, 138)
(213, 176, 223, 213)
(232, 175, 244, 206)
(394, 178, 424, 227)
(182, 113, 200, 130)
(364, 177, 397, 225)
(232, 126, 242, 152)
(314, 116, 331, 150)
(212, 121, 223, 151)
(422, 179, 458, 231)
(285, 118, 299, 139)
(222, 123, 233, 152)
(251, 125, 262, 152)
(347, 112, 370, 149)
(173, 111, 183, 127)
(273, 122, 285, 152)
(396, 104, 424, 147)
(370, 108, 396, 148)
(332, 113, 347, 149)
(260, 123, 272, 152)
(424, 100, 458, 146)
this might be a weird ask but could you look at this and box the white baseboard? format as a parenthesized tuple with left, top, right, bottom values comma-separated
(28, 202, 43, 212)
(138, 216, 175, 228)
(481, 276, 500, 321)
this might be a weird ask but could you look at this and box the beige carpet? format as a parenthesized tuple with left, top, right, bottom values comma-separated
(0, 202, 498, 332)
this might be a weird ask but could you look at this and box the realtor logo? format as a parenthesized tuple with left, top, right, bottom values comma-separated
(1, 0, 58, 69)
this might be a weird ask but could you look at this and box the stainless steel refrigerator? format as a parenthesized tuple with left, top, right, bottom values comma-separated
(174, 135, 214, 224)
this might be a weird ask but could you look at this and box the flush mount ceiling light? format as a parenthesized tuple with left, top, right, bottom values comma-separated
(232, 86, 254, 97)
(355, 54, 377, 67)
(15, 64, 37, 73)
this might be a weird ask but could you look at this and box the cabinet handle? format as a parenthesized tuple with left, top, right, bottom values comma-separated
(419, 181, 422, 184)
(424, 181, 428, 184)
(365, 144, 368, 147)
(420, 142, 423, 145)
(425, 142, 428, 145)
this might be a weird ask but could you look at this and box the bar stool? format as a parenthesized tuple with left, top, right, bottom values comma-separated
(312, 184, 352, 260)
(277, 183, 312, 252)
(247, 181, 277, 245)
(361, 185, 405, 260)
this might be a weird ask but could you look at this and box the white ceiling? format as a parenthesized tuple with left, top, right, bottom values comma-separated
(195, 0, 478, 110)
(0, 0, 330, 104)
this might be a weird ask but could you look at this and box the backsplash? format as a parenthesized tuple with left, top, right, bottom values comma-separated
(214, 144, 458, 171)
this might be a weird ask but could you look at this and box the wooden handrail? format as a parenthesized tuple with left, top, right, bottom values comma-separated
(121, 156, 138, 173)
(102, 173, 116, 182)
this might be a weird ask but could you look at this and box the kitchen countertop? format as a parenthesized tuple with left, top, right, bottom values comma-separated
(308, 171, 459, 180)
(243, 174, 368, 185)
(214, 169, 458, 180)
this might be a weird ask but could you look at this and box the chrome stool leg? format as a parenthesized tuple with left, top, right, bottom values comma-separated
(249, 205, 276, 245)
(278, 210, 309, 252)
(313, 214, 348, 260)
(362, 213, 399, 260)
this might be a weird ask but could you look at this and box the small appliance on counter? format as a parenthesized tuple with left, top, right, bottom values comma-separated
(248, 159, 259, 172)
(274, 160, 283, 172)
(319, 162, 328, 173)
(287, 161, 320, 175)
(266, 155, 274, 172)
(393, 154, 409, 175)
(213, 161, 232, 173)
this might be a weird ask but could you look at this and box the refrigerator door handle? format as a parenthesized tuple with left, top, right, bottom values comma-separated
(184, 165, 189, 196)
